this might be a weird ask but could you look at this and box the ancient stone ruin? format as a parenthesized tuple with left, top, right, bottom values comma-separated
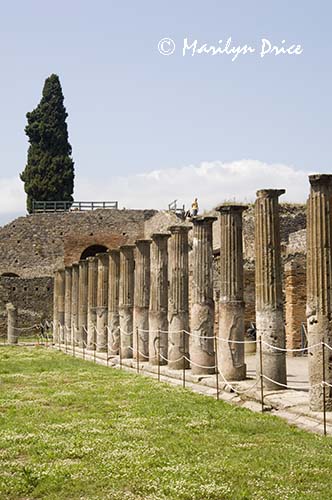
(5, 175, 332, 412)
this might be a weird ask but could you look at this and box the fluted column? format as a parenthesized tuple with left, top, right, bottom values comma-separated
(133, 240, 151, 361)
(108, 249, 120, 355)
(96, 253, 109, 352)
(216, 205, 247, 380)
(149, 233, 170, 365)
(71, 263, 79, 345)
(64, 266, 72, 343)
(119, 245, 135, 358)
(57, 269, 65, 343)
(190, 217, 217, 375)
(255, 189, 286, 390)
(307, 174, 332, 411)
(168, 225, 190, 369)
(77, 259, 88, 347)
(87, 257, 98, 349)
(53, 270, 59, 344)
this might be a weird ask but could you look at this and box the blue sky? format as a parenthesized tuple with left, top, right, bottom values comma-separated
(0, 0, 331, 223)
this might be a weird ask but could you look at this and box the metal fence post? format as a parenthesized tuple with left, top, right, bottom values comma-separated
(136, 327, 139, 374)
(322, 341, 327, 436)
(157, 331, 161, 382)
(259, 336, 264, 413)
(214, 335, 219, 401)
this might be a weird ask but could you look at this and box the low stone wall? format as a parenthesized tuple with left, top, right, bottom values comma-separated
(0, 276, 53, 337)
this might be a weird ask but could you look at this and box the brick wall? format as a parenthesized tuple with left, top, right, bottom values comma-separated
(0, 209, 156, 277)
(285, 257, 306, 354)
(0, 276, 53, 337)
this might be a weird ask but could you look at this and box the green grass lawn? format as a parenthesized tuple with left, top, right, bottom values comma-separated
(1, 348, 332, 500)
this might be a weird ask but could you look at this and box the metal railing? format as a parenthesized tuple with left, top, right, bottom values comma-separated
(168, 199, 185, 216)
(32, 200, 118, 213)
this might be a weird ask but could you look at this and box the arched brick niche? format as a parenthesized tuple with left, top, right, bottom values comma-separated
(80, 245, 108, 259)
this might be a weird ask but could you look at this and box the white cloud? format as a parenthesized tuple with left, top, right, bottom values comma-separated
(0, 160, 313, 225)
(0, 177, 26, 214)
(76, 159, 311, 211)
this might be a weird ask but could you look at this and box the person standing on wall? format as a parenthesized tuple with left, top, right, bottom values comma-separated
(191, 197, 199, 216)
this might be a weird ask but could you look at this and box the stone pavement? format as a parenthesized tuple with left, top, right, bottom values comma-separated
(51, 343, 332, 436)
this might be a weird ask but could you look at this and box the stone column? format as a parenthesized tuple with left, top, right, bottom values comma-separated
(149, 233, 170, 365)
(71, 263, 79, 345)
(190, 217, 217, 375)
(64, 266, 72, 343)
(96, 253, 109, 352)
(77, 259, 88, 348)
(255, 189, 286, 390)
(57, 269, 65, 343)
(168, 225, 190, 370)
(216, 206, 247, 380)
(307, 174, 332, 411)
(108, 249, 120, 355)
(119, 245, 135, 358)
(53, 270, 59, 344)
(87, 257, 98, 350)
(7, 303, 18, 344)
(133, 240, 151, 361)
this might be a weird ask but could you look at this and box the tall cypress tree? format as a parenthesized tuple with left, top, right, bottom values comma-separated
(20, 74, 75, 213)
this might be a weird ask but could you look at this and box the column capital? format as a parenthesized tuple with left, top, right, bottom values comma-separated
(107, 248, 120, 256)
(135, 239, 152, 246)
(168, 225, 191, 234)
(215, 204, 247, 214)
(191, 215, 217, 224)
(96, 252, 109, 263)
(120, 244, 136, 251)
(309, 173, 332, 188)
(151, 232, 171, 241)
(87, 256, 97, 262)
(256, 189, 285, 199)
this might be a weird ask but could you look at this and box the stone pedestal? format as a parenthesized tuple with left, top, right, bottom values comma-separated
(108, 249, 120, 355)
(255, 189, 286, 390)
(71, 263, 79, 346)
(307, 174, 332, 411)
(96, 253, 109, 352)
(77, 260, 88, 348)
(87, 257, 98, 350)
(168, 225, 190, 370)
(133, 240, 151, 361)
(64, 266, 72, 343)
(216, 205, 247, 381)
(119, 245, 135, 358)
(149, 233, 170, 365)
(57, 269, 65, 343)
(7, 303, 18, 344)
(190, 217, 217, 375)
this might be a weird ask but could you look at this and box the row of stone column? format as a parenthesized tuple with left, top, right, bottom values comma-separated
(52, 177, 332, 412)
(53, 214, 241, 375)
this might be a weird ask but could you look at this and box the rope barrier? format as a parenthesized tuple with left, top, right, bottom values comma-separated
(119, 328, 133, 337)
(261, 340, 320, 353)
(260, 374, 320, 391)
(183, 355, 216, 370)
